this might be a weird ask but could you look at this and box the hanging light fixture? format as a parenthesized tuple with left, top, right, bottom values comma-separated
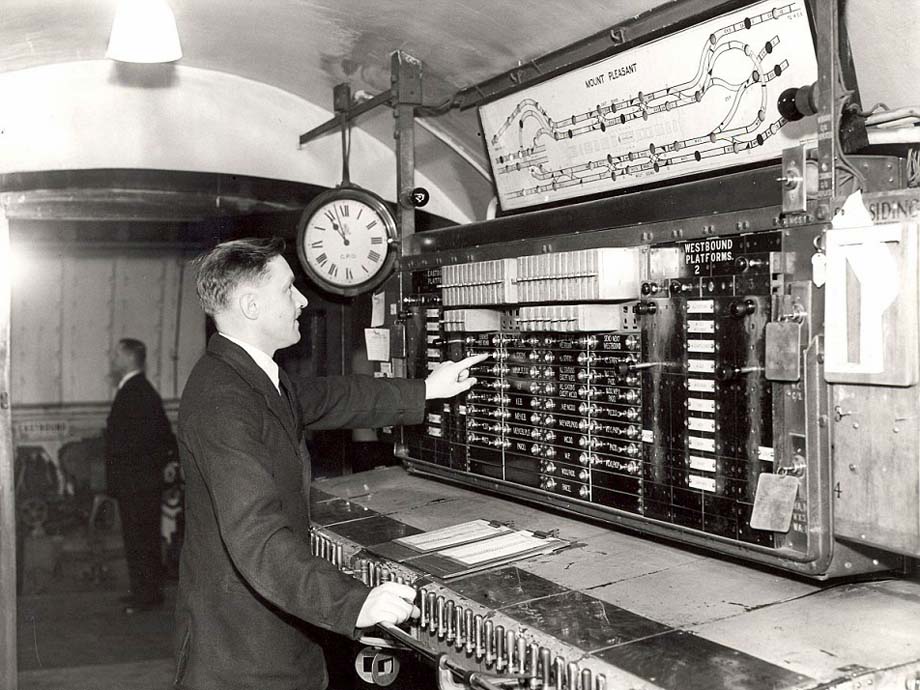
(106, 0, 182, 63)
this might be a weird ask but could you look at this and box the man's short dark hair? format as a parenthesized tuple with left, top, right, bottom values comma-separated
(118, 338, 147, 368)
(194, 238, 286, 316)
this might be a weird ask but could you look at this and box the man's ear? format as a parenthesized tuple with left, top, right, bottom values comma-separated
(238, 291, 260, 321)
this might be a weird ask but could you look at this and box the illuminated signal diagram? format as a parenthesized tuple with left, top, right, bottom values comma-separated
(489, 3, 800, 199)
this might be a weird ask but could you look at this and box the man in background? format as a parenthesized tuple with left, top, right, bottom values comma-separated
(105, 337, 174, 613)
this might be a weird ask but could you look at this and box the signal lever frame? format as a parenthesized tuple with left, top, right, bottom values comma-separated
(360, 622, 536, 690)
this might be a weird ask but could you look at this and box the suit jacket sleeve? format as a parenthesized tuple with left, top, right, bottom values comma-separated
(293, 375, 426, 431)
(186, 387, 369, 637)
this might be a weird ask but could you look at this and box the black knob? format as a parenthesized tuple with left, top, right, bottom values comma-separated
(641, 282, 659, 296)
(716, 364, 740, 381)
(777, 87, 802, 121)
(734, 256, 749, 271)
(777, 83, 818, 122)
(613, 362, 633, 377)
(634, 301, 658, 315)
(729, 299, 756, 318)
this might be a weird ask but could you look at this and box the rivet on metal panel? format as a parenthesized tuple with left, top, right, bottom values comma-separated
(640, 231, 653, 242)
(671, 229, 683, 239)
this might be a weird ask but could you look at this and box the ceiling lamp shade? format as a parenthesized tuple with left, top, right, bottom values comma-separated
(106, 0, 182, 63)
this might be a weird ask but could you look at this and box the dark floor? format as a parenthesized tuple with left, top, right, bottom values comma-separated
(14, 528, 435, 690)
(15, 529, 177, 690)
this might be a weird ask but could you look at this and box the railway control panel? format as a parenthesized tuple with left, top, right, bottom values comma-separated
(396, 230, 901, 578)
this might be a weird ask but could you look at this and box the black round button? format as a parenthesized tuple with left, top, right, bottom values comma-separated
(409, 187, 430, 207)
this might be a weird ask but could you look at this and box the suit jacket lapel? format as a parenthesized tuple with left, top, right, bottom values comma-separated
(208, 335, 301, 453)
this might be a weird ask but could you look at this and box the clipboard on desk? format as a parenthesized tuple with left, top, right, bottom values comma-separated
(367, 519, 513, 562)
(367, 519, 567, 579)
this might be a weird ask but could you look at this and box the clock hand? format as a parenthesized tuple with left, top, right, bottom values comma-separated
(332, 205, 350, 246)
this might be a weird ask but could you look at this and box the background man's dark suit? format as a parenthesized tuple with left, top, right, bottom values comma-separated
(174, 334, 425, 690)
(105, 372, 174, 605)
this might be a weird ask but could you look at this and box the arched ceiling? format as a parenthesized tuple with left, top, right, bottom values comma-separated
(0, 0, 668, 224)
(1, 0, 661, 116)
(1, 0, 918, 224)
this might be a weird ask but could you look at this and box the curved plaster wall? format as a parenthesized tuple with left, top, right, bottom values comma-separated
(0, 61, 478, 223)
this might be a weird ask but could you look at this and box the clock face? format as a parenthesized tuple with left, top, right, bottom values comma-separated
(296, 189, 396, 295)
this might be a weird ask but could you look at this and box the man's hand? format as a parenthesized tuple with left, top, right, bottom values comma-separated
(355, 582, 420, 628)
(425, 353, 490, 400)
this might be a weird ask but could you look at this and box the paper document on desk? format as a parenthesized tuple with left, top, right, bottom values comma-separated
(368, 519, 568, 577)
(394, 519, 512, 552)
(438, 530, 560, 565)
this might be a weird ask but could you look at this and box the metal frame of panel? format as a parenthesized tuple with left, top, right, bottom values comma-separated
(395, 199, 898, 576)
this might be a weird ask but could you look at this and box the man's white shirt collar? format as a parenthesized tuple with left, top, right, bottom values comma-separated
(117, 369, 142, 390)
(219, 332, 280, 393)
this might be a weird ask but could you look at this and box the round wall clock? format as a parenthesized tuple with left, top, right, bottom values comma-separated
(295, 185, 398, 296)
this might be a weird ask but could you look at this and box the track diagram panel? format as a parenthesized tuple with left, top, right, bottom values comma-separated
(479, 0, 818, 211)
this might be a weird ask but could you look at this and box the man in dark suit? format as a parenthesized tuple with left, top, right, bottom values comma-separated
(105, 337, 174, 613)
(175, 238, 484, 690)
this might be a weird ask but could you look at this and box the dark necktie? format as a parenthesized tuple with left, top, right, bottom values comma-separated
(279, 377, 297, 427)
